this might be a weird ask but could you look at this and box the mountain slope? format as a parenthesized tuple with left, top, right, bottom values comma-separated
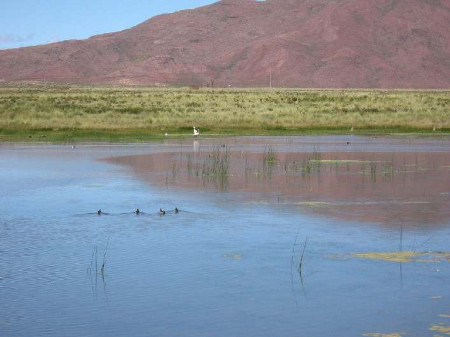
(0, 0, 449, 88)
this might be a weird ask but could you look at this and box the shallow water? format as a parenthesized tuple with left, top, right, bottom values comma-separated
(1, 136, 449, 337)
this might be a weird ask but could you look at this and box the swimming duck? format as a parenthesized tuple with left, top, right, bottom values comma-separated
(97, 209, 102, 215)
(174, 207, 179, 213)
(135, 209, 140, 215)
(159, 208, 166, 215)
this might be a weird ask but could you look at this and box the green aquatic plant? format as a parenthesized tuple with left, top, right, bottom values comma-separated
(263, 146, 277, 163)
(301, 159, 312, 174)
(298, 237, 308, 275)
(200, 146, 230, 190)
(352, 251, 450, 263)
(309, 159, 371, 164)
(262, 147, 277, 179)
(370, 162, 377, 181)
(429, 324, 450, 334)
(382, 162, 396, 177)
(101, 241, 108, 276)
(88, 242, 109, 276)
(186, 153, 192, 175)
(363, 333, 403, 337)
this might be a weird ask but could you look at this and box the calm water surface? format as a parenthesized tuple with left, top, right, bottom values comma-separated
(1, 136, 449, 337)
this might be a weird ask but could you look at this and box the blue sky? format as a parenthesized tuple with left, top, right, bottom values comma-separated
(0, 0, 217, 49)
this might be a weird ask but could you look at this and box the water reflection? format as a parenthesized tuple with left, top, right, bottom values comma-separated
(1, 137, 448, 337)
(107, 137, 450, 227)
(193, 140, 199, 153)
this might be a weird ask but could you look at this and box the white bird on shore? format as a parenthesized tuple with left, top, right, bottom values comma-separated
(193, 126, 200, 137)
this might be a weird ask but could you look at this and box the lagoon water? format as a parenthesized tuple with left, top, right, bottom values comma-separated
(1, 136, 449, 337)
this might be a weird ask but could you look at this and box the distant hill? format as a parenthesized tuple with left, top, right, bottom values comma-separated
(0, 0, 449, 88)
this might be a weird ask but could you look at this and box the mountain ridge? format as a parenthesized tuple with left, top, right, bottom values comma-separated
(1, 0, 449, 88)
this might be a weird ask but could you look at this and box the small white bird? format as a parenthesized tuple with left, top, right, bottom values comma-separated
(193, 126, 200, 137)
(165, 132, 169, 136)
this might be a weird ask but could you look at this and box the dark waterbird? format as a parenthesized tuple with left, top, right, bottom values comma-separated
(135, 208, 140, 215)
(174, 207, 180, 213)
(159, 208, 166, 215)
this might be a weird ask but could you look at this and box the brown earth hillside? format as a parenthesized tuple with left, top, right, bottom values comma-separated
(0, 0, 449, 88)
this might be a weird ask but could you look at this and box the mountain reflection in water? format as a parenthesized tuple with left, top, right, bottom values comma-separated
(106, 136, 450, 227)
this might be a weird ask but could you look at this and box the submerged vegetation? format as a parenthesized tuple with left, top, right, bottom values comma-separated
(362, 333, 403, 337)
(352, 251, 450, 263)
(0, 84, 449, 140)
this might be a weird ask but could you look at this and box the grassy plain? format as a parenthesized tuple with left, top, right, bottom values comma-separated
(0, 84, 448, 141)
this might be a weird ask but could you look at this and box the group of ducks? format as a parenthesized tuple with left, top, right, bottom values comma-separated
(96, 208, 179, 216)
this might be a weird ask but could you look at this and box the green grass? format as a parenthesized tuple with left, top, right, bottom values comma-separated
(0, 83, 449, 141)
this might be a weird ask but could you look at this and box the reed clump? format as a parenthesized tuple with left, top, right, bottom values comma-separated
(201, 146, 230, 189)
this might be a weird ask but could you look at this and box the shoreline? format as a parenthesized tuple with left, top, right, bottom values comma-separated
(1, 127, 449, 143)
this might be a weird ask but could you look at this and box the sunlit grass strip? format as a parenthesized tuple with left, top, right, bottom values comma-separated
(0, 85, 449, 139)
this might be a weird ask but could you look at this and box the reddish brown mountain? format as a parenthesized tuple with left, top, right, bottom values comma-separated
(1, 0, 449, 88)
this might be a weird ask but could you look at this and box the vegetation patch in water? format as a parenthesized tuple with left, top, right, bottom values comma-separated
(429, 324, 450, 335)
(352, 251, 450, 263)
(309, 159, 376, 164)
(363, 333, 403, 337)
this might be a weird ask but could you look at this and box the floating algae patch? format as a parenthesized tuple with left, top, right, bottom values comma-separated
(85, 185, 103, 188)
(352, 251, 450, 263)
(222, 254, 243, 260)
(439, 315, 450, 318)
(429, 324, 450, 335)
(363, 333, 403, 337)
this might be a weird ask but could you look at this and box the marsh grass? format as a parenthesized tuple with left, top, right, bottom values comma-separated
(352, 251, 449, 263)
(263, 147, 277, 164)
(262, 147, 278, 179)
(202, 147, 230, 190)
(299, 149, 322, 175)
(1, 84, 449, 140)
(88, 242, 108, 276)
(298, 237, 308, 275)
(164, 145, 409, 193)
(174, 146, 231, 189)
